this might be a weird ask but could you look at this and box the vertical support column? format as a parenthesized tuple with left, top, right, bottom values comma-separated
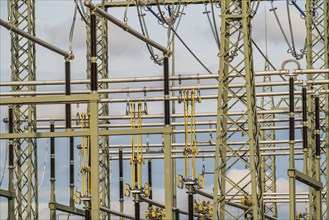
(86, 4, 110, 218)
(171, 36, 178, 218)
(88, 10, 100, 220)
(213, 1, 263, 219)
(163, 55, 173, 219)
(10, 0, 38, 218)
(90, 98, 100, 220)
(8, 106, 14, 220)
(260, 12, 277, 215)
(49, 121, 56, 220)
(323, 1, 329, 219)
(164, 127, 173, 219)
(288, 75, 296, 220)
(305, 0, 329, 217)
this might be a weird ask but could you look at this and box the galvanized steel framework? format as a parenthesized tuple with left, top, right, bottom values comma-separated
(10, 0, 38, 219)
(0, 0, 329, 219)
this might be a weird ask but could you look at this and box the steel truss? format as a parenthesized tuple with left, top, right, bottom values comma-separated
(1, 0, 329, 220)
(212, 1, 263, 219)
(305, 0, 329, 219)
(86, 5, 111, 219)
(9, 0, 38, 219)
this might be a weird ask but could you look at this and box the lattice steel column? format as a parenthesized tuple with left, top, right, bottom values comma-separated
(86, 6, 110, 219)
(10, 0, 38, 219)
(305, 0, 328, 219)
(260, 57, 277, 218)
(212, 1, 263, 219)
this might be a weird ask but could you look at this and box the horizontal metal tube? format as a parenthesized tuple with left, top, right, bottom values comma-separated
(35, 116, 319, 129)
(0, 70, 291, 86)
(28, 109, 300, 123)
(0, 19, 72, 59)
(35, 124, 306, 133)
(107, 139, 304, 148)
(84, 0, 169, 54)
(100, 206, 134, 219)
(108, 151, 303, 160)
(294, 69, 329, 74)
(107, 147, 304, 155)
(2, 89, 329, 99)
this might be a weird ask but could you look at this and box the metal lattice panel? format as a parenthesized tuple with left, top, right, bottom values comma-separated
(213, 1, 263, 219)
(10, 0, 38, 219)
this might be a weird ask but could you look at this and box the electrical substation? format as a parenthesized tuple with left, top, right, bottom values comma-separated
(0, 0, 329, 219)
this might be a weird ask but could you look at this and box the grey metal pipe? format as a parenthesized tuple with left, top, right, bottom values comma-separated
(108, 146, 305, 155)
(294, 69, 329, 74)
(84, 0, 170, 54)
(0, 19, 73, 59)
(0, 70, 293, 86)
(108, 151, 304, 160)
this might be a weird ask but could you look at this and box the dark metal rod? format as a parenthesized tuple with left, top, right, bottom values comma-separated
(188, 193, 193, 219)
(65, 61, 75, 206)
(50, 122, 55, 179)
(119, 148, 124, 208)
(8, 107, 14, 220)
(85, 209, 91, 220)
(302, 86, 307, 149)
(289, 77, 295, 143)
(90, 13, 98, 91)
(84, 0, 169, 54)
(8, 107, 13, 167)
(148, 159, 153, 206)
(134, 196, 140, 220)
(100, 206, 134, 219)
(164, 57, 170, 125)
(0, 19, 72, 58)
(315, 96, 320, 156)
(140, 197, 188, 215)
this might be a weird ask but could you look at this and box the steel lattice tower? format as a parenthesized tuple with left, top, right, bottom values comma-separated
(212, 0, 263, 219)
(260, 56, 277, 218)
(86, 6, 111, 219)
(305, 1, 329, 219)
(9, 0, 38, 219)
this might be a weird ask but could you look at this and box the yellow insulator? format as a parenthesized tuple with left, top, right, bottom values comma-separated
(124, 183, 131, 197)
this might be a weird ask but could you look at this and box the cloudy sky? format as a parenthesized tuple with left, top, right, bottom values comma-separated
(0, 0, 315, 219)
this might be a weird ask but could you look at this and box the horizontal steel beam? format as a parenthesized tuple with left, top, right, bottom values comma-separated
(289, 169, 323, 190)
(55, 203, 85, 216)
(100, 206, 134, 219)
(0, 94, 99, 105)
(84, 0, 170, 54)
(102, 0, 286, 8)
(0, 189, 15, 199)
(0, 19, 73, 59)
(0, 127, 171, 139)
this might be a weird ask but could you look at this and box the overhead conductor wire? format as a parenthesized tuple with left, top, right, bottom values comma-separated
(154, 0, 213, 74)
(0, 123, 8, 186)
(136, 1, 163, 65)
(74, 0, 88, 25)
